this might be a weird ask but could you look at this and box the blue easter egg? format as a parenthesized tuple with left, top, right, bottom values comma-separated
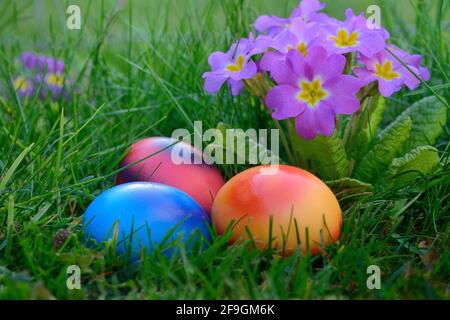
(83, 182, 211, 258)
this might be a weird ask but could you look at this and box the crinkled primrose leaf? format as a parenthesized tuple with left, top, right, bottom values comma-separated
(395, 96, 447, 153)
(290, 122, 350, 181)
(355, 116, 412, 183)
(326, 177, 373, 209)
(385, 146, 440, 187)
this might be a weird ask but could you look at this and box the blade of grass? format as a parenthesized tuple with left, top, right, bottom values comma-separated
(0, 143, 34, 194)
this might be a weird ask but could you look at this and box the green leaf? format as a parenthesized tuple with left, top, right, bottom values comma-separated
(365, 95, 386, 141)
(396, 96, 447, 153)
(385, 146, 440, 187)
(326, 178, 373, 209)
(355, 117, 412, 183)
(291, 130, 350, 180)
(351, 95, 387, 161)
(213, 122, 282, 165)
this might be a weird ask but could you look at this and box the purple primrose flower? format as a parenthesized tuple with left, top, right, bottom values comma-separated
(323, 9, 387, 57)
(266, 46, 363, 140)
(353, 48, 429, 97)
(255, 0, 327, 37)
(12, 76, 34, 98)
(388, 45, 430, 83)
(203, 33, 270, 96)
(13, 52, 68, 101)
(203, 0, 433, 138)
(21, 52, 38, 70)
(260, 19, 323, 72)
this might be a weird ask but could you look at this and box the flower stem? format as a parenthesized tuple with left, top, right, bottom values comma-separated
(245, 74, 297, 166)
(244, 73, 270, 98)
(343, 91, 380, 150)
(344, 52, 355, 74)
(274, 118, 297, 165)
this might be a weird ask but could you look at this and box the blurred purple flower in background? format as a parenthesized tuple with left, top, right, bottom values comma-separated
(21, 52, 38, 70)
(22, 52, 64, 74)
(12, 52, 68, 101)
(45, 73, 65, 97)
(12, 75, 34, 98)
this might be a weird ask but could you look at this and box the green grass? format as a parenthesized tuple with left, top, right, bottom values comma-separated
(0, 0, 449, 299)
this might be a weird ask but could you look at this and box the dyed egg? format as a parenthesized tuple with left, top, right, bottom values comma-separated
(116, 137, 224, 214)
(212, 165, 342, 254)
(83, 182, 211, 258)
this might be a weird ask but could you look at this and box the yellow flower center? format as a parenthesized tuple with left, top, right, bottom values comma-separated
(226, 55, 245, 72)
(287, 42, 307, 56)
(296, 42, 308, 56)
(297, 79, 328, 107)
(374, 60, 400, 81)
(329, 29, 359, 48)
(14, 76, 29, 91)
(47, 73, 64, 87)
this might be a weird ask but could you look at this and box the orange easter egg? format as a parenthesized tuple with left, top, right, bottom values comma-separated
(211, 165, 342, 254)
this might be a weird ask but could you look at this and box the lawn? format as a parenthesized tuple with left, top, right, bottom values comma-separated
(0, 0, 449, 299)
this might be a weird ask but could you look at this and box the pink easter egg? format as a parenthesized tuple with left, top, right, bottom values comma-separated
(116, 137, 225, 215)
